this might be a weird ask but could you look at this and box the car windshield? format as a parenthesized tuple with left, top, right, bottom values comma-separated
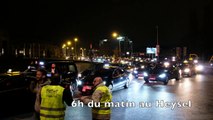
(146, 64, 165, 73)
(94, 68, 114, 77)
(46, 62, 77, 74)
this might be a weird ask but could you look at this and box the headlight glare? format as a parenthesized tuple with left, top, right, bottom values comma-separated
(77, 80, 82, 85)
(78, 73, 82, 78)
(184, 68, 190, 73)
(159, 73, 166, 78)
(143, 72, 148, 77)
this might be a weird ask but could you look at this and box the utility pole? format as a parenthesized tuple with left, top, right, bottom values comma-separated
(157, 25, 159, 45)
(23, 43, 26, 57)
(38, 44, 40, 58)
(156, 25, 160, 61)
(29, 44, 32, 58)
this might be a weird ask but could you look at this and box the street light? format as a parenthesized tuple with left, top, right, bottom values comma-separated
(83, 48, 86, 57)
(80, 48, 86, 56)
(112, 32, 123, 57)
(112, 32, 118, 38)
(62, 44, 67, 57)
(62, 44, 66, 49)
(67, 41, 71, 46)
(71, 47, 74, 59)
(80, 48, 83, 56)
(66, 41, 72, 58)
(99, 39, 108, 46)
(74, 38, 78, 59)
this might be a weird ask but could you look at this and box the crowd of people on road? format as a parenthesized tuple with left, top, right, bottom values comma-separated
(30, 68, 112, 120)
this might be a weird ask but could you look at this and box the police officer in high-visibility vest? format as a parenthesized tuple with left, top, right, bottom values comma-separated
(39, 75, 73, 120)
(80, 77, 112, 120)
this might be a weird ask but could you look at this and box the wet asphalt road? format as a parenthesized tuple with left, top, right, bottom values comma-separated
(66, 73, 213, 120)
(4, 72, 213, 120)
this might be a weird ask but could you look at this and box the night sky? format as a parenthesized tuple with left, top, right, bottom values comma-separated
(1, 0, 213, 58)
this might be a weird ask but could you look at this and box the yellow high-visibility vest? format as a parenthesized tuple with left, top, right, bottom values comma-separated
(92, 85, 112, 115)
(40, 85, 65, 120)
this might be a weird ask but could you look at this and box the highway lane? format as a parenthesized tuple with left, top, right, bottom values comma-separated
(66, 73, 213, 120)
(4, 73, 213, 120)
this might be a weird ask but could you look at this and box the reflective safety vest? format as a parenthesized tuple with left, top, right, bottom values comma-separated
(92, 85, 112, 115)
(40, 85, 65, 120)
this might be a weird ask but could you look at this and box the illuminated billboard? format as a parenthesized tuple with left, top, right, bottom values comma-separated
(146, 47, 156, 54)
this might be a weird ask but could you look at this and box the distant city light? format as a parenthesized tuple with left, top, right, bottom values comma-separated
(117, 36, 124, 40)
(172, 56, 176, 61)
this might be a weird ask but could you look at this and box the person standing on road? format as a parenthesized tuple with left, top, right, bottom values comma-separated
(38, 75, 73, 120)
(80, 77, 112, 120)
(30, 68, 51, 120)
(30, 69, 51, 94)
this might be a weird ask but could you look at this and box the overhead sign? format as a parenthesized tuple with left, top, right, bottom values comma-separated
(146, 47, 156, 54)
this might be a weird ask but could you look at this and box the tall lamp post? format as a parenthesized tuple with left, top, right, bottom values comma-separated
(112, 32, 125, 57)
(67, 41, 71, 58)
(74, 38, 78, 59)
(71, 47, 74, 59)
(117, 36, 125, 57)
(62, 44, 66, 58)
(112, 32, 120, 57)
(156, 25, 160, 61)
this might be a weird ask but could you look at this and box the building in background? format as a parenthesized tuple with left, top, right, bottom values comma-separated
(98, 36, 133, 58)
(0, 30, 10, 56)
(12, 43, 62, 59)
(121, 37, 133, 57)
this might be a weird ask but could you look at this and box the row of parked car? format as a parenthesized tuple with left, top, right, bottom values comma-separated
(0, 59, 132, 118)
(0, 59, 80, 118)
(2, 58, 204, 118)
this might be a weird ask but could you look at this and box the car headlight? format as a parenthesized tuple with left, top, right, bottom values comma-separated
(133, 70, 138, 74)
(78, 73, 82, 78)
(103, 81, 106, 85)
(193, 60, 198, 64)
(47, 73, 52, 77)
(77, 80, 82, 85)
(164, 62, 170, 68)
(184, 68, 190, 73)
(179, 70, 182, 74)
(7, 69, 12, 73)
(143, 72, 148, 77)
(159, 73, 166, 78)
(195, 65, 203, 71)
(39, 61, 44, 66)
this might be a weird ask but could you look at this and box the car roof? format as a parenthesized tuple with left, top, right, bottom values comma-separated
(47, 60, 74, 63)
(46, 60, 76, 66)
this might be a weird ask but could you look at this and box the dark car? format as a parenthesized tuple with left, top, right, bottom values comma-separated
(44, 60, 78, 91)
(143, 63, 181, 85)
(77, 66, 131, 95)
(0, 74, 35, 118)
(22, 65, 37, 77)
(132, 62, 149, 78)
(75, 61, 105, 80)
